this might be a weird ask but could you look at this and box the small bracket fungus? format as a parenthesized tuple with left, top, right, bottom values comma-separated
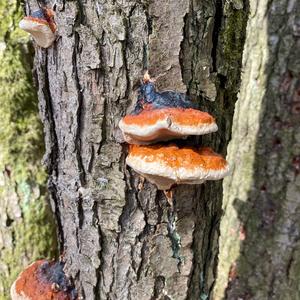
(19, 8, 56, 48)
(11, 259, 77, 300)
(119, 72, 217, 144)
(126, 144, 230, 190)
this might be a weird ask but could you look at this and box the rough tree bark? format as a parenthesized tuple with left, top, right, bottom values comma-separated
(215, 0, 300, 299)
(24, 0, 248, 299)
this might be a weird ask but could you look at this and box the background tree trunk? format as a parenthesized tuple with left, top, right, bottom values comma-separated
(0, 1, 57, 298)
(214, 0, 300, 299)
(24, 0, 248, 299)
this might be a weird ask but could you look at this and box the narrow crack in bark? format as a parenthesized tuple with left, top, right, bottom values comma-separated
(211, 0, 223, 73)
(75, 0, 86, 25)
(77, 192, 84, 230)
(72, 31, 86, 296)
(48, 179, 64, 252)
(179, 10, 189, 90)
(73, 31, 86, 185)
(40, 53, 59, 175)
(122, 7, 134, 102)
(93, 201, 103, 300)
(97, 30, 108, 155)
(151, 275, 166, 300)
(108, 253, 116, 299)
(143, 1, 152, 70)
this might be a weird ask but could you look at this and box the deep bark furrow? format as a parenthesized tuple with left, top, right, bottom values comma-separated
(35, 51, 64, 249)
(73, 31, 87, 186)
(211, 0, 223, 73)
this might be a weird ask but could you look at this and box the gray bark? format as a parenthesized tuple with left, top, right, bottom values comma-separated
(215, 0, 300, 299)
(25, 0, 248, 299)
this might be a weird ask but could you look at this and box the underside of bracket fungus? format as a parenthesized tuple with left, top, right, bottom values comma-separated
(19, 8, 56, 48)
(11, 259, 77, 300)
(126, 144, 230, 190)
(119, 72, 217, 144)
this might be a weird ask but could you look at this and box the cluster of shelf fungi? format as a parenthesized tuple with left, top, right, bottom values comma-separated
(119, 72, 229, 193)
(13, 7, 229, 300)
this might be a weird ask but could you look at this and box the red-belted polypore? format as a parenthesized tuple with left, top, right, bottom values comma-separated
(126, 144, 230, 190)
(11, 259, 77, 300)
(119, 107, 218, 144)
(19, 8, 56, 48)
(119, 72, 217, 144)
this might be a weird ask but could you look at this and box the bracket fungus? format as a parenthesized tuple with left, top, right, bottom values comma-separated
(119, 107, 218, 145)
(11, 259, 77, 300)
(126, 144, 230, 190)
(119, 72, 217, 144)
(19, 8, 56, 48)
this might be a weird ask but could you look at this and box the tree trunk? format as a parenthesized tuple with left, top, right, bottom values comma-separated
(0, 1, 57, 298)
(214, 0, 300, 299)
(25, 0, 248, 299)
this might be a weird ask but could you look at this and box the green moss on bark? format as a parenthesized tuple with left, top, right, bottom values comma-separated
(218, 2, 249, 93)
(0, 0, 57, 298)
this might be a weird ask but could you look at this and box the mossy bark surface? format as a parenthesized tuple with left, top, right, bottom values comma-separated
(215, 0, 300, 299)
(23, 0, 248, 299)
(0, 1, 57, 298)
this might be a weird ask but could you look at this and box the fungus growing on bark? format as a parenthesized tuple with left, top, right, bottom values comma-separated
(11, 259, 77, 300)
(126, 144, 229, 190)
(119, 107, 218, 144)
(119, 72, 217, 144)
(19, 8, 56, 48)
